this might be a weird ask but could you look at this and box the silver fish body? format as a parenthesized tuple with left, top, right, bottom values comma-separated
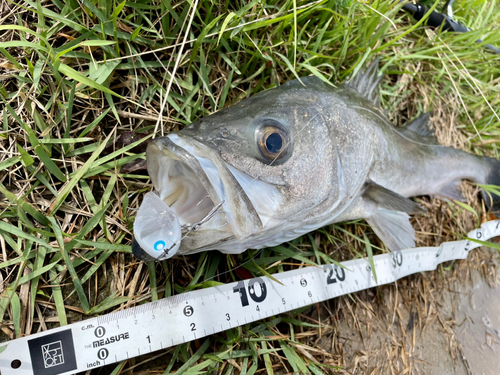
(133, 60, 499, 261)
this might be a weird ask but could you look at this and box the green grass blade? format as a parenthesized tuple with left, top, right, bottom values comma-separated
(49, 131, 113, 214)
(467, 238, 500, 251)
(173, 339, 211, 375)
(49, 268, 68, 325)
(18, 262, 58, 284)
(148, 261, 158, 301)
(78, 108, 111, 138)
(11, 293, 21, 338)
(58, 63, 124, 99)
(364, 234, 377, 284)
(87, 291, 129, 314)
(81, 250, 113, 283)
(0, 41, 49, 53)
(0, 222, 50, 247)
(0, 156, 21, 172)
(0, 47, 23, 69)
(23, 125, 66, 182)
(218, 12, 237, 44)
(74, 239, 131, 252)
(47, 216, 90, 313)
(30, 245, 47, 319)
(0, 25, 46, 43)
(39, 138, 93, 144)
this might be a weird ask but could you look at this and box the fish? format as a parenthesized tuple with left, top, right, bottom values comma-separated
(132, 59, 500, 262)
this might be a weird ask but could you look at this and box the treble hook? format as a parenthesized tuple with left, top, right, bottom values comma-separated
(181, 200, 226, 232)
(196, 195, 211, 206)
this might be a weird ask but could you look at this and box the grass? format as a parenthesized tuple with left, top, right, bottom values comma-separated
(1, 0, 500, 373)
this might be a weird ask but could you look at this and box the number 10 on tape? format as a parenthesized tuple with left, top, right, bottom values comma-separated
(1, 220, 499, 375)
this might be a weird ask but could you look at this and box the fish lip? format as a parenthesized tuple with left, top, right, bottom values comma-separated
(146, 134, 263, 244)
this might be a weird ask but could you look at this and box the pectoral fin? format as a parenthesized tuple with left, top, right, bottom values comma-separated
(362, 181, 425, 214)
(362, 181, 425, 251)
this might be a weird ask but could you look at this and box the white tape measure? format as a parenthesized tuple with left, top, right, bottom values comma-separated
(1, 220, 499, 375)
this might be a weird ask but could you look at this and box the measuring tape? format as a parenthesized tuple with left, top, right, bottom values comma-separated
(1, 220, 498, 375)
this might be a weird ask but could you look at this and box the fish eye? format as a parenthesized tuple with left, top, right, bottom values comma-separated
(266, 133, 282, 153)
(256, 119, 291, 164)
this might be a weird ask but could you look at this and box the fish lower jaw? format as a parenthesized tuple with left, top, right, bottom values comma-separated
(196, 221, 322, 253)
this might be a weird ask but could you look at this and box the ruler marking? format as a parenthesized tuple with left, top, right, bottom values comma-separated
(1, 220, 499, 375)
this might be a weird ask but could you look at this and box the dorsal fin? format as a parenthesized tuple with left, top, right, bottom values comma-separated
(406, 112, 435, 137)
(346, 57, 383, 107)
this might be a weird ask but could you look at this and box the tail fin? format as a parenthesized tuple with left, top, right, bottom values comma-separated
(483, 157, 500, 217)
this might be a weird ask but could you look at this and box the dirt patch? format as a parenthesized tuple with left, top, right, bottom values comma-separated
(455, 262, 500, 374)
(307, 246, 499, 374)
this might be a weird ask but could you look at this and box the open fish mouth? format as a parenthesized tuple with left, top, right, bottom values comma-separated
(148, 135, 228, 231)
(133, 133, 280, 260)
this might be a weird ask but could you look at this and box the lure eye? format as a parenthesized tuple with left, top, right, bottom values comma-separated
(154, 240, 166, 251)
(256, 119, 291, 164)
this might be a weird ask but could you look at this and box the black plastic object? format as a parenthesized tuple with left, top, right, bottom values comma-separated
(401, 2, 500, 54)
(402, 3, 469, 32)
(132, 238, 156, 262)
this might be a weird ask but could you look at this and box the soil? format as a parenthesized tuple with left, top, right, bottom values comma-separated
(454, 264, 500, 374)
(311, 246, 500, 374)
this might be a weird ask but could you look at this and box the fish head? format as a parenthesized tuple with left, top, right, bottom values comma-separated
(139, 79, 345, 257)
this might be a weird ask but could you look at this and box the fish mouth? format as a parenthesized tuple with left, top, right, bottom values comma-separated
(145, 133, 271, 252)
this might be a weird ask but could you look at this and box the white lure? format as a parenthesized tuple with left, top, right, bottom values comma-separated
(133, 192, 182, 260)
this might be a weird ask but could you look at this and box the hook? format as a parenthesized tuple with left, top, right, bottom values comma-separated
(181, 200, 226, 232)
(196, 195, 211, 207)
